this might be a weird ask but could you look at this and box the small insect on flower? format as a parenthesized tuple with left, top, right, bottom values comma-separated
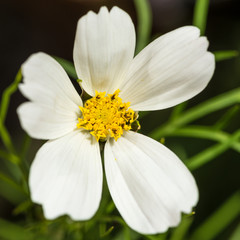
(17, 6, 215, 234)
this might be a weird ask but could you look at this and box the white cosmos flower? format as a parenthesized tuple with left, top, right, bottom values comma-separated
(17, 6, 215, 234)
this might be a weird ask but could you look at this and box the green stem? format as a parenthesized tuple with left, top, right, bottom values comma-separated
(186, 130, 240, 170)
(214, 50, 239, 62)
(0, 171, 27, 195)
(133, 0, 152, 54)
(0, 124, 15, 153)
(150, 88, 240, 139)
(0, 149, 20, 165)
(0, 69, 22, 124)
(214, 105, 239, 130)
(170, 102, 188, 121)
(0, 69, 29, 193)
(168, 126, 240, 153)
(193, 0, 210, 35)
(0, 69, 22, 153)
(190, 191, 240, 240)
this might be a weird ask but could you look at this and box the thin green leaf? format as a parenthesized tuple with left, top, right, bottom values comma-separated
(99, 223, 106, 237)
(170, 102, 188, 121)
(230, 224, 240, 240)
(190, 191, 240, 240)
(0, 70, 22, 153)
(145, 233, 167, 240)
(0, 148, 29, 194)
(169, 216, 194, 240)
(101, 215, 126, 226)
(168, 126, 240, 153)
(13, 200, 32, 215)
(174, 88, 240, 127)
(150, 88, 240, 139)
(100, 215, 134, 240)
(214, 105, 239, 130)
(0, 117, 15, 153)
(133, 0, 152, 54)
(0, 171, 26, 195)
(0, 218, 34, 240)
(186, 130, 240, 170)
(193, 0, 209, 35)
(0, 149, 20, 165)
(54, 56, 78, 79)
(106, 201, 115, 214)
(18, 134, 31, 177)
(0, 150, 28, 197)
(0, 170, 27, 204)
(0, 69, 22, 124)
(169, 126, 227, 141)
(113, 228, 139, 240)
(186, 143, 223, 170)
(214, 50, 239, 62)
(20, 134, 31, 159)
(100, 225, 114, 238)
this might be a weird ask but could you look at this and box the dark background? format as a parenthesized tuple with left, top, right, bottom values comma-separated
(0, 0, 240, 238)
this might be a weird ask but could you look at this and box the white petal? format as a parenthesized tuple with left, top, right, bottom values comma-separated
(73, 6, 135, 96)
(104, 131, 198, 234)
(17, 52, 82, 140)
(29, 130, 103, 220)
(17, 103, 78, 140)
(119, 26, 215, 111)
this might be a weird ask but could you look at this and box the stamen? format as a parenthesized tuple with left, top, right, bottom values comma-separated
(77, 90, 135, 141)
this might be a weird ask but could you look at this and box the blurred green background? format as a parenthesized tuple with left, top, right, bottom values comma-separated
(0, 0, 240, 239)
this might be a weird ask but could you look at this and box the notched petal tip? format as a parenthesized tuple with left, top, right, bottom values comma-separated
(98, 5, 109, 14)
(21, 52, 49, 76)
(105, 131, 199, 234)
(29, 131, 103, 222)
(120, 24, 215, 111)
(180, 25, 200, 34)
(73, 4, 135, 96)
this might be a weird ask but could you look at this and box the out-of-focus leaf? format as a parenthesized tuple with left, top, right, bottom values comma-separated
(145, 233, 167, 240)
(187, 130, 240, 170)
(106, 201, 115, 214)
(54, 56, 78, 79)
(20, 134, 31, 160)
(0, 172, 27, 204)
(133, 0, 152, 54)
(170, 215, 194, 240)
(100, 225, 114, 238)
(190, 191, 240, 240)
(0, 70, 22, 124)
(99, 223, 106, 237)
(230, 224, 240, 240)
(0, 171, 25, 194)
(101, 215, 132, 240)
(0, 149, 20, 165)
(214, 50, 239, 62)
(0, 218, 33, 240)
(170, 102, 188, 121)
(0, 70, 22, 153)
(150, 88, 240, 139)
(13, 200, 32, 215)
(113, 229, 139, 240)
(0, 124, 14, 153)
(139, 111, 150, 119)
(193, 0, 209, 35)
(214, 105, 239, 130)
(169, 126, 240, 153)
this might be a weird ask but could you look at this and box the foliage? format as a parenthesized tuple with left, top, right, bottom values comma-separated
(0, 0, 239, 239)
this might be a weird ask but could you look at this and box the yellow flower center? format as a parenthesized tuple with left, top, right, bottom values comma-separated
(77, 89, 135, 141)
